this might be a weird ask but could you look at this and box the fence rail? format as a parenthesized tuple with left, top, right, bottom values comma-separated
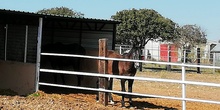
(39, 52, 220, 110)
(41, 53, 220, 69)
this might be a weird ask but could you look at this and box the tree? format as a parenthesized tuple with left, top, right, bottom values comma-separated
(37, 6, 84, 18)
(174, 24, 207, 49)
(173, 24, 207, 64)
(111, 8, 177, 47)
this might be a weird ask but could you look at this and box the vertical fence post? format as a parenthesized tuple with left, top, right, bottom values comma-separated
(213, 53, 216, 74)
(119, 45, 122, 54)
(182, 50, 186, 110)
(35, 18, 43, 92)
(167, 44, 171, 71)
(98, 39, 108, 106)
(139, 48, 143, 71)
(197, 48, 201, 74)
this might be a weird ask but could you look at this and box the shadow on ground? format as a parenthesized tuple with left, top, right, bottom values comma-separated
(110, 94, 177, 109)
(39, 86, 177, 110)
(0, 89, 18, 96)
(39, 85, 96, 95)
(132, 100, 177, 110)
(143, 66, 200, 73)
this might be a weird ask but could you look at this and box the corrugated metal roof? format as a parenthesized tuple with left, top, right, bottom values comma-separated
(0, 9, 120, 23)
(211, 43, 220, 53)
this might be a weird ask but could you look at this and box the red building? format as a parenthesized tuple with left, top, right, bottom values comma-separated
(160, 44, 178, 62)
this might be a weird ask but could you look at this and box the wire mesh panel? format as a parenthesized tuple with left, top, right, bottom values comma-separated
(7, 24, 25, 62)
(26, 25, 38, 63)
(0, 24, 5, 60)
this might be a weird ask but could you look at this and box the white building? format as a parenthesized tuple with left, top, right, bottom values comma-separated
(144, 40, 161, 61)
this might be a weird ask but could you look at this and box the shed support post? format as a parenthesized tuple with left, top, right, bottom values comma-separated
(24, 25, 28, 63)
(98, 38, 108, 106)
(35, 18, 43, 92)
(4, 24, 8, 61)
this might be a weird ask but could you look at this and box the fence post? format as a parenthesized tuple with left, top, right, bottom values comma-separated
(35, 18, 43, 92)
(98, 38, 108, 106)
(182, 50, 186, 110)
(119, 45, 122, 54)
(167, 44, 171, 71)
(197, 48, 201, 74)
(213, 53, 216, 74)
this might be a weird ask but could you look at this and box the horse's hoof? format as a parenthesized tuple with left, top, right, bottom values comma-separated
(121, 106, 126, 108)
(109, 100, 115, 105)
(129, 104, 133, 108)
(121, 104, 126, 108)
(129, 106, 134, 109)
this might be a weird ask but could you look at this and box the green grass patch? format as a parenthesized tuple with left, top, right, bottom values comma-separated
(27, 92, 40, 97)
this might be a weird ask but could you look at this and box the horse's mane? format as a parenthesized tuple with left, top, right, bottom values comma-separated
(122, 46, 136, 58)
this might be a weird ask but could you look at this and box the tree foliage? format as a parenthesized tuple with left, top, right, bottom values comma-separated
(111, 8, 177, 47)
(174, 24, 207, 49)
(37, 6, 84, 18)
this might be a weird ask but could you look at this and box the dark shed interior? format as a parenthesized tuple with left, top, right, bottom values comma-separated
(0, 9, 120, 95)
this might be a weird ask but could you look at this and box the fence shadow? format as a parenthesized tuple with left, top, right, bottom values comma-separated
(143, 67, 199, 73)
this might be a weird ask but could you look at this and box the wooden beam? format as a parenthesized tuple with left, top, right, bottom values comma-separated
(85, 22, 92, 30)
(71, 22, 77, 28)
(99, 23, 106, 30)
(98, 38, 108, 106)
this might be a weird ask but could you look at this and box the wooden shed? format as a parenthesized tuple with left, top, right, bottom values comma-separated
(0, 9, 120, 95)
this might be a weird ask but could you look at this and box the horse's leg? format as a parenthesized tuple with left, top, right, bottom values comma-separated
(54, 74, 58, 84)
(51, 63, 58, 84)
(108, 78, 114, 104)
(96, 78, 99, 101)
(77, 76, 81, 86)
(60, 66, 66, 84)
(76, 64, 82, 86)
(120, 79, 126, 107)
(128, 79, 134, 107)
(74, 59, 82, 86)
(60, 74, 65, 84)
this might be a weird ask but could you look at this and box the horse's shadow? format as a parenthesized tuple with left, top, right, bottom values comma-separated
(132, 100, 177, 110)
(40, 86, 178, 109)
(113, 94, 178, 110)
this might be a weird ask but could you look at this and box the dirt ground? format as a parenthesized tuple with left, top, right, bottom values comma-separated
(1, 70, 220, 110)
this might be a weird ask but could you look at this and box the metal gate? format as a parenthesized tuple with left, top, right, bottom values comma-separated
(36, 38, 220, 110)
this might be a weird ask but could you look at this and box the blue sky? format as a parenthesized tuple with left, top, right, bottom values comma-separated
(0, 0, 219, 41)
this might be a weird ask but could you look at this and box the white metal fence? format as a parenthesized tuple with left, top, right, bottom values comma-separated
(39, 52, 220, 110)
(116, 45, 213, 62)
(115, 44, 220, 73)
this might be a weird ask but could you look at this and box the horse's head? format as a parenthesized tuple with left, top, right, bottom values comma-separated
(124, 44, 141, 69)
(132, 45, 141, 69)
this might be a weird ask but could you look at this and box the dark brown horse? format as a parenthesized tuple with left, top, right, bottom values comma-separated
(41, 42, 86, 86)
(97, 44, 141, 107)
